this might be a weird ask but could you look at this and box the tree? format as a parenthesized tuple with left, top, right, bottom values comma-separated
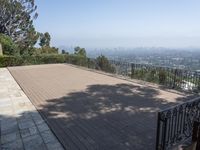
(0, 0, 59, 56)
(0, 0, 38, 43)
(37, 32, 58, 54)
(39, 32, 51, 47)
(61, 50, 66, 54)
(74, 46, 81, 54)
(0, 33, 19, 55)
(18, 26, 40, 55)
(34, 46, 58, 55)
(61, 50, 68, 54)
(96, 55, 116, 73)
(74, 46, 86, 57)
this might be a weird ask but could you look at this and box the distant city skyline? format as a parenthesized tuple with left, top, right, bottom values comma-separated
(35, 0, 200, 48)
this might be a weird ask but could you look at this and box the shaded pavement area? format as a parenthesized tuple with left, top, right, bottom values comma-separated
(8, 64, 196, 150)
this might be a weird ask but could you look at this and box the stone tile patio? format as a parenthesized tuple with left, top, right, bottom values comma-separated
(0, 68, 64, 150)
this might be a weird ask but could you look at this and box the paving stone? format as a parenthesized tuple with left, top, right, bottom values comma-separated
(1, 121, 18, 135)
(0, 93, 10, 99)
(9, 92, 22, 98)
(18, 112, 32, 121)
(18, 119, 35, 130)
(0, 88, 8, 93)
(37, 123, 49, 132)
(13, 103, 26, 111)
(1, 139, 23, 150)
(15, 109, 27, 116)
(20, 128, 31, 138)
(0, 107, 14, 116)
(32, 113, 45, 125)
(20, 126, 38, 138)
(23, 134, 47, 150)
(46, 142, 64, 150)
(1, 123, 18, 134)
(0, 98, 12, 107)
(0, 68, 64, 150)
(29, 126, 38, 135)
(0, 110, 13, 116)
(26, 105, 36, 111)
(11, 97, 29, 103)
(41, 130, 57, 144)
(1, 117, 17, 125)
(0, 103, 12, 108)
(1, 132, 21, 144)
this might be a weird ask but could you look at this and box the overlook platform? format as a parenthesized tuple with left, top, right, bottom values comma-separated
(8, 64, 196, 150)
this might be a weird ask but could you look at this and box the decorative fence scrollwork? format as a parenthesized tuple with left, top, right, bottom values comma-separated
(156, 97, 200, 150)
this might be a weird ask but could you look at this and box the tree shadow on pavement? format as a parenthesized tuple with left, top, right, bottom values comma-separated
(34, 83, 194, 150)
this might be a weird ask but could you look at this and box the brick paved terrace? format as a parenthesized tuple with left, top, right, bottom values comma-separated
(3, 64, 197, 150)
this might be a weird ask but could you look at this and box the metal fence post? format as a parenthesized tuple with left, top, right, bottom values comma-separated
(156, 113, 161, 150)
(192, 121, 200, 150)
(197, 125, 200, 150)
(131, 63, 135, 79)
(173, 69, 178, 89)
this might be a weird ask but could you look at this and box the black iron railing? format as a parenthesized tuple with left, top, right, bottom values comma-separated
(109, 60, 131, 76)
(65, 57, 200, 92)
(192, 121, 200, 150)
(156, 97, 200, 150)
(109, 60, 200, 93)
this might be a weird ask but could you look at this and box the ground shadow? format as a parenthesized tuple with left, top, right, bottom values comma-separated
(0, 110, 64, 150)
(32, 83, 195, 150)
(0, 82, 197, 150)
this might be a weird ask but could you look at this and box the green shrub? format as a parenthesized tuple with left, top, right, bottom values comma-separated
(0, 56, 23, 67)
(0, 34, 19, 55)
(145, 70, 155, 82)
(0, 54, 116, 77)
(0, 54, 68, 67)
(158, 70, 167, 84)
(87, 58, 96, 69)
(0, 54, 97, 68)
(37, 54, 66, 64)
(65, 54, 88, 66)
(96, 55, 116, 73)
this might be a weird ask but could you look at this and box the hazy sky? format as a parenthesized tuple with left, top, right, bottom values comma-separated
(34, 0, 200, 48)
